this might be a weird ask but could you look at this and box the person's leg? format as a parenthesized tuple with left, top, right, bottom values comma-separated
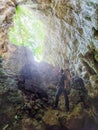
(63, 90, 69, 111)
(54, 87, 62, 108)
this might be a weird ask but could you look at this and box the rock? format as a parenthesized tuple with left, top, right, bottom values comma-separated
(42, 109, 59, 125)
(67, 106, 98, 130)
(90, 75, 98, 97)
(2, 124, 9, 130)
(22, 118, 36, 130)
(0, 0, 98, 129)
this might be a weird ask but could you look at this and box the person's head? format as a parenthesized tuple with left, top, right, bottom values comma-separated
(60, 69, 64, 74)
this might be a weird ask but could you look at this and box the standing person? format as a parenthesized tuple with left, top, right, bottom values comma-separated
(71, 74, 88, 108)
(54, 69, 69, 111)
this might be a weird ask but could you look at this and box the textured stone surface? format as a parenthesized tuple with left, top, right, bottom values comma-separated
(0, 0, 98, 130)
(0, 0, 16, 55)
(42, 0, 98, 97)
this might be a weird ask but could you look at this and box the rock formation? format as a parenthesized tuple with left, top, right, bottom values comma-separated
(0, 0, 98, 130)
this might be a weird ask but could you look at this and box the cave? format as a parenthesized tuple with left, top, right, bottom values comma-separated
(0, 0, 98, 130)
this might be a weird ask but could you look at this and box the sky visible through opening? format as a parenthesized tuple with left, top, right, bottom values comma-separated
(8, 5, 45, 61)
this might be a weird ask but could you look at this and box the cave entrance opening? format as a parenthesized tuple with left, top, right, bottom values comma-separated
(8, 5, 46, 62)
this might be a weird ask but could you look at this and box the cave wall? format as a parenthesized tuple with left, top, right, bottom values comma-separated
(35, 0, 98, 97)
(42, 0, 98, 97)
(0, 0, 98, 96)
(51, 0, 98, 97)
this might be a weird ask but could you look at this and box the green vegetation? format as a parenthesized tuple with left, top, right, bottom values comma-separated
(9, 6, 45, 61)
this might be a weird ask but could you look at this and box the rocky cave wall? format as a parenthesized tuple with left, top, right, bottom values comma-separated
(0, 0, 98, 97)
(0, 0, 98, 129)
(41, 0, 98, 97)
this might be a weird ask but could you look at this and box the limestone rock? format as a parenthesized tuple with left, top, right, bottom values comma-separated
(0, 0, 98, 129)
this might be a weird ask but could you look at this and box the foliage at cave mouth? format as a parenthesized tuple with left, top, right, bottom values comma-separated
(9, 5, 45, 61)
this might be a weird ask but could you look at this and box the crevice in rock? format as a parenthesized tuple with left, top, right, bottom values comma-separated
(92, 27, 98, 39)
(82, 60, 96, 75)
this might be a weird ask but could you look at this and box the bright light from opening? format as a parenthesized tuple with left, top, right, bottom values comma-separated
(8, 5, 45, 61)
